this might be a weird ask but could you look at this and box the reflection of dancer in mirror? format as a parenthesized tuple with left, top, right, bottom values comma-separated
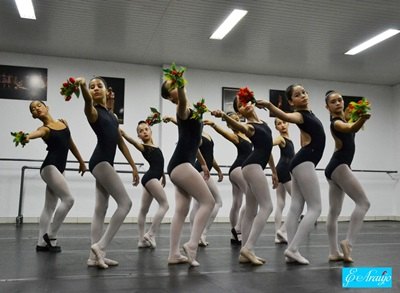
(261, 84, 325, 265)
(24, 101, 87, 252)
(204, 113, 252, 245)
(325, 90, 370, 263)
(161, 80, 214, 267)
(121, 121, 169, 249)
(76, 77, 140, 269)
(212, 97, 278, 266)
(272, 118, 294, 244)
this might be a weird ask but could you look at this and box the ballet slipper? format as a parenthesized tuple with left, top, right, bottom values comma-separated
(284, 249, 310, 265)
(198, 235, 209, 247)
(138, 239, 151, 248)
(276, 230, 288, 244)
(168, 255, 189, 265)
(340, 240, 354, 263)
(91, 243, 108, 269)
(239, 254, 266, 264)
(42, 233, 61, 253)
(87, 257, 119, 267)
(144, 233, 156, 248)
(240, 247, 263, 265)
(182, 243, 200, 267)
(285, 256, 296, 263)
(328, 252, 344, 262)
(231, 228, 239, 242)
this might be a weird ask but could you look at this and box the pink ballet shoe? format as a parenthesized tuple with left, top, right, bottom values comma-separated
(328, 252, 344, 262)
(240, 247, 264, 265)
(168, 255, 189, 265)
(144, 233, 156, 248)
(87, 257, 119, 267)
(340, 240, 354, 263)
(239, 254, 266, 264)
(91, 243, 108, 269)
(183, 243, 200, 267)
(284, 249, 310, 265)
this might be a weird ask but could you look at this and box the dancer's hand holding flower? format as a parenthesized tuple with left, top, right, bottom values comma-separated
(11, 131, 29, 147)
(347, 98, 371, 123)
(191, 98, 209, 120)
(163, 63, 187, 90)
(60, 77, 80, 101)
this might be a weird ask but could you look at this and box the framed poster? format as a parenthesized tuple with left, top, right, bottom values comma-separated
(222, 86, 239, 113)
(269, 89, 293, 117)
(101, 76, 125, 124)
(0, 65, 47, 101)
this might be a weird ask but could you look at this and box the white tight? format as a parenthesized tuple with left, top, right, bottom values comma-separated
(138, 179, 169, 240)
(241, 164, 273, 251)
(274, 181, 292, 234)
(168, 163, 214, 258)
(286, 162, 321, 253)
(326, 164, 370, 255)
(190, 175, 222, 237)
(90, 162, 132, 251)
(229, 167, 247, 232)
(38, 165, 74, 245)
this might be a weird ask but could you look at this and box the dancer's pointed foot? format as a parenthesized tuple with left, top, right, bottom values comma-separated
(91, 243, 108, 269)
(340, 240, 354, 263)
(240, 247, 264, 265)
(87, 257, 119, 267)
(198, 235, 209, 247)
(284, 249, 309, 265)
(144, 233, 156, 248)
(328, 252, 344, 262)
(276, 230, 288, 244)
(168, 255, 189, 265)
(239, 254, 266, 264)
(183, 243, 199, 267)
(138, 239, 151, 248)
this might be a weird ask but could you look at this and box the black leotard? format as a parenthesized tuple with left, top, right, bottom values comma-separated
(242, 121, 272, 169)
(325, 117, 355, 179)
(89, 105, 120, 172)
(276, 137, 295, 183)
(194, 135, 214, 172)
(167, 109, 203, 174)
(289, 110, 326, 172)
(229, 136, 252, 174)
(141, 145, 164, 186)
(41, 124, 70, 173)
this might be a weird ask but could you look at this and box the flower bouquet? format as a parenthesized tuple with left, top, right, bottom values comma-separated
(163, 63, 187, 89)
(60, 77, 80, 101)
(191, 98, 208, 120)
(145, 107, 162, 126)
(237, 87, 256, 107)
(11, 131, 29, 147)
(347, 98, 371, 123)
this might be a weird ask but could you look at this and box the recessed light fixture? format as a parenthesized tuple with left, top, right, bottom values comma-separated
(345, 29, 400, 55)
(15, 0, 36, 20)
(210, 9, 248, 40)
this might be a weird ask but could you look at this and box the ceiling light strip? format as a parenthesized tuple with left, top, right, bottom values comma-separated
(210, 9, 248, 40)
(345, 29, 400, 55)
(15, 0, 36, 20)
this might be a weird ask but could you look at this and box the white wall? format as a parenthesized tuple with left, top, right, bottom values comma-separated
(1, 51, 398, 223)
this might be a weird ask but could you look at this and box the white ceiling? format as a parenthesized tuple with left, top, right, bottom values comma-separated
(1, 0, 400, 85)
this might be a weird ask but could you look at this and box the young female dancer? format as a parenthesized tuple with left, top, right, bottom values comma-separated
(260, 84, 325, 264)
(25, 101, 86, 252)
(76, 77, 140, 269)
(325, 90, 370, 262)
(212, 97, 278, 265)
(272, 118, 294, 244)
(161, 80, 215, 267)
(121, 121, 169, 249)
(203, 113, 252, 245)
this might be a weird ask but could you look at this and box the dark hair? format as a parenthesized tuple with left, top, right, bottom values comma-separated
(232, 96, 239, 112)
(285, 84, 302, 101)
(325, 90, 336, 105)
(161, 81, 170, 99)
(90, 76, 108, 88)
(29, 100, 46, 112)
(137, 120, 147, 126)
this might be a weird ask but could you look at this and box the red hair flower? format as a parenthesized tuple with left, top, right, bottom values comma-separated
(60, 77, 80, 101)
(11, 131, 29, 147)
(146, 107, 162, 126)
(163, 63, 187, 90)
(191, 98, 209, 120)
(237, 87, 256, 107)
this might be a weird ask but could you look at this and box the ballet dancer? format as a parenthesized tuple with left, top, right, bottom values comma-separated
(121, 121, 169, 249)
(325, 90, 371, 262)
(272, 117, 295, 244)
(76, 77, 140, 269)
(161, 79, 215, 267)
(212, 96, 278, 265)
(260, 84, 325, 264)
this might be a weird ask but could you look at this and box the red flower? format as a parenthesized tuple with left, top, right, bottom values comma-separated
(237, 87, 256, 107)
(63, 82, 68, 87)
(65, 95, 72, 101)
(69, 77, 76, 83)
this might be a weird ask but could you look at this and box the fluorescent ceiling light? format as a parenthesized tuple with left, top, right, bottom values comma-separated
(15, 0, 36, 20)
(345, 29, 400, 55)
(210, 9, 248, 40)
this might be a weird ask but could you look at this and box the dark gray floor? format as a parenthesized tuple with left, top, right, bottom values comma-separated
(0, 221, 399, 292)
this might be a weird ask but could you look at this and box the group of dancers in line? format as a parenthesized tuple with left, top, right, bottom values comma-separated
(22, 72, 371, 268)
